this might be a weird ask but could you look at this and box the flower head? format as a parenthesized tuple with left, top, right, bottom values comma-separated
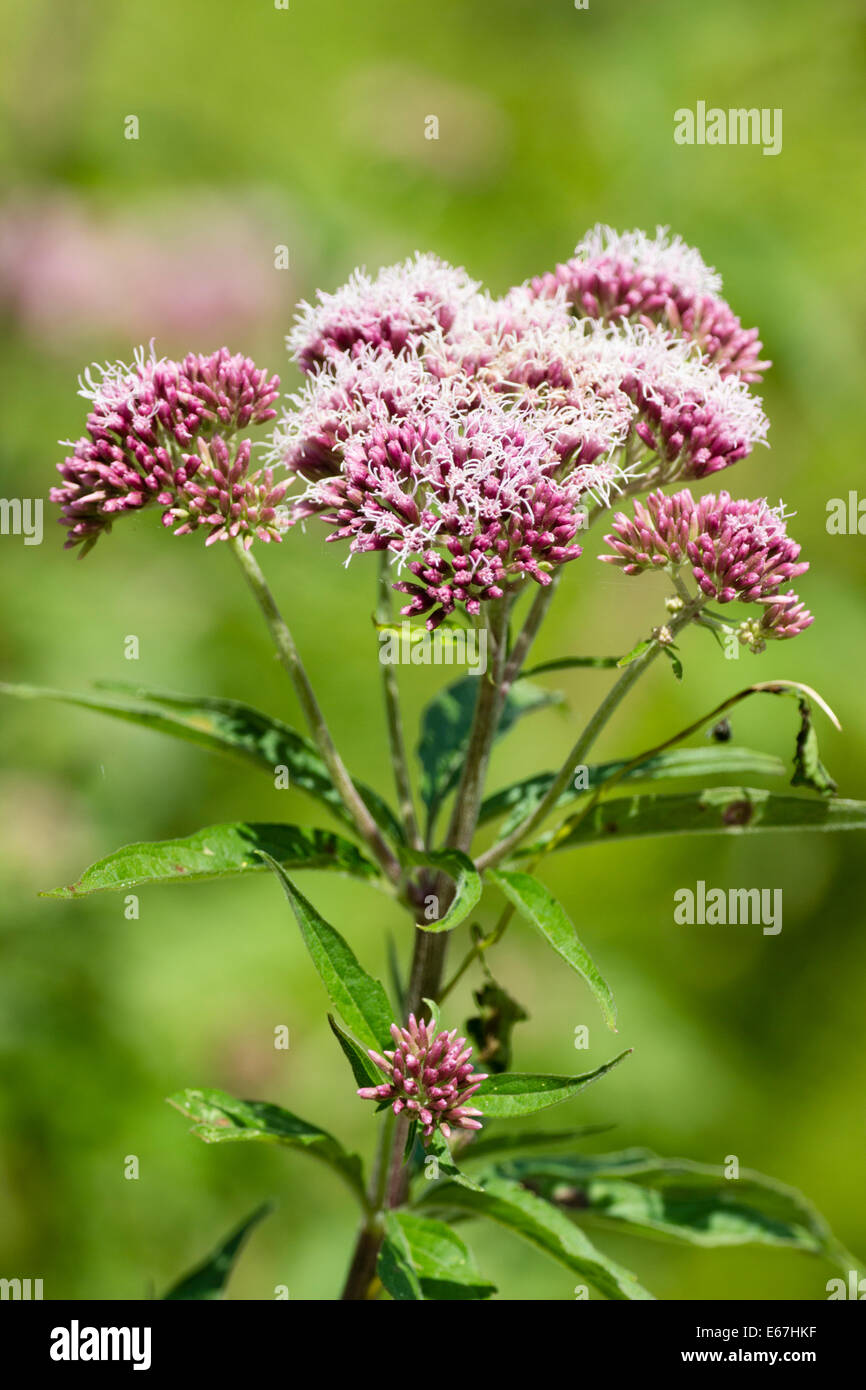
(293, 395, 599, 628)
(357, 1015, 488, 1142)
(601, 488, 813, 641)
(52, 345, 280, 551)
(530, 225, 770, 382)
(275, 244, 770, 624)
(578, 321, 769, 481)
(287, 252, 481, 373)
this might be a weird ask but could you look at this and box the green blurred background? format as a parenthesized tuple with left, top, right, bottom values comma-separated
(1, 0, 864, 1300)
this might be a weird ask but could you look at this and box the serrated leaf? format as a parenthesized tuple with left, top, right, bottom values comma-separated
(488, 869, 616, 1031)
(384, 1212, 496, 1300)
(166, 1088, 366, 1204)
(417, 1176, 653, 1300)
(0, 680, 403, 843)
(478, 746, 787, 832)
(494, 1149, 848, 1262)
(520, 787, 866, 857)
(163, 1204, 272, 1300)
(262, 857, 394, 1053)
(401, 848, 482, 933)
(474, 1051, 631, 1118)
(42, 822, 377, 898)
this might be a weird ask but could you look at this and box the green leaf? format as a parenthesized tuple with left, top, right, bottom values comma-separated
(616, 639, 653, 668)
(474, 1051, 631, 1118)
(167, 1087, 366, 1204)
(425, 1130, 484, 1193)
(262, 856, 394, 1053)
(41, 822, 378, 898)
(163, 1204, 272, 1300)
(462, 1124, 615, 1164)
(0, 680, 403, 844)
(383, 1212, 496, 1300)
(478, 746, 787, 832)
(521, 655, 621, 677)
(662, 645, 684, 681)
(401, 848, 482, 933)
(327, 1014, 382, 1089)
(378, 1211, 425, 1300)
(494, 1149, 848, 1262)
(521, 787, 866, 857)
(418, 1176, 653, 1299)
(792, 698, 837, 796)
(417, 676, 561, 825)
(488, 869, 616, 1031)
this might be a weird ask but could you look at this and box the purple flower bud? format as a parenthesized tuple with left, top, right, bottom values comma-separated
(52, 345, 280, 552)
(601, 488, 813, 641)
(358, 1018, 488, 1143)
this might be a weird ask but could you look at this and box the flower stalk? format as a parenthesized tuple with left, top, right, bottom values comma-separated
(231, 537, 403, 885)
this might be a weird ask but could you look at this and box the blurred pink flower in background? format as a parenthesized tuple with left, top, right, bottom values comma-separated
(0, 189, 297, 349)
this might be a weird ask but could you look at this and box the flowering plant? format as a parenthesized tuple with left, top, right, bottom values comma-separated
(8, 226, 865, 1300)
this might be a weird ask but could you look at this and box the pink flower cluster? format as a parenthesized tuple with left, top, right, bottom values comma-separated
(530, 225, 770, 382)
(51, 231, 792, 632)
(52, 346, 282, 551)
(276, 238, 770, 626)
(601, 488, 813, 641)
(358, 1015, 488, 1143)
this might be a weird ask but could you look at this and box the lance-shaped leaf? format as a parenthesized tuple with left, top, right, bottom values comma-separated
(327, 1013, 382, 1089)
(380, 1212, 496, 1301)
(262, 856, 394, 1053)
(521, 655, 621, 676)
(462, 1124, 615, 1164)
(0, 680, 403, 843)
(167, 1088, 366, 1205)
(487, 869, 616, 1031)
(493, 1149, 849, 1264)
(163, 1203, 272, 1300)
(474, 1051, 631, 1118)
(425, 1130, 484, 1193)
(519, 787, 866, 857)
(418, 1175, 654, 1300)
(417, 676, 561, 827)
(42, 822, 378, 898)
(400, 848, 482, 933)
(478, 746, 787, 832)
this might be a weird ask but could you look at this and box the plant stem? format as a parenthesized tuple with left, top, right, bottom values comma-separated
(438, 900, 515, 1004)
(501, 573, 560, 693)
(376, 556, 424, 851)
(231, 538, 402, 884)
(444, 598, 513, 854)
(477, 599, 704, 871)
